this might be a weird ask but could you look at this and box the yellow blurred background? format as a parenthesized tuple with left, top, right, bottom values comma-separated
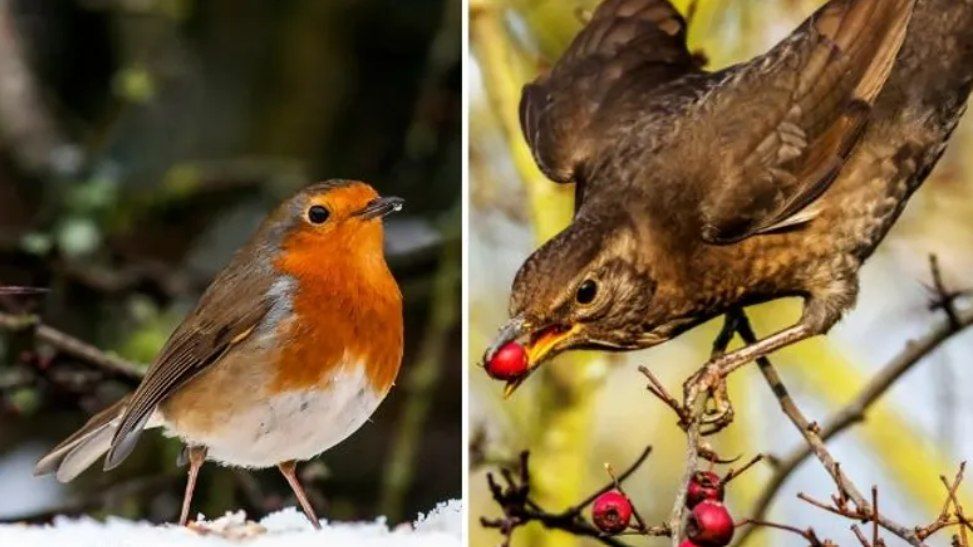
(468, 0, 973, 545)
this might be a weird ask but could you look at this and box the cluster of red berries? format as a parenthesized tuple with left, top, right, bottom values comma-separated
(589, 471, 734, 546)
(489, 344, 736, 545)
(485, 341, 529, 380)
(682, 471, 733, 546)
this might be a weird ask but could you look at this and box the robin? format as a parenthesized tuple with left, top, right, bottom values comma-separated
(34, 180, 405, 528)
(485, 0, 973, 419)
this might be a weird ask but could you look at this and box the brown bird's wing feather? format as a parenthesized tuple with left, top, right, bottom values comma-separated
(697, 0, 915, 243)
(104, 249, 272, 469)
(520, 0, 700, 199)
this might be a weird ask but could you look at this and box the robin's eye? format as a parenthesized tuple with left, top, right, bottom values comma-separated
(576, 280, 597, 304)
(307, 205, 330, 224)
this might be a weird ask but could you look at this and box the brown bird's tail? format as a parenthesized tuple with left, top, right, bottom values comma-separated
(34, 396, 129, 482)
(876, 0, 973, 160)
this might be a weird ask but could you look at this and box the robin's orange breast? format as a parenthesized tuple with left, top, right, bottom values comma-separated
(270, 219, 404, 395)
(159, 222, 403, 468)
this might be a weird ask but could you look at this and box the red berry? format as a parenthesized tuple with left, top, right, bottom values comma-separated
(591, 490, 633, 534)
(485, 341, 529, 380)
(687, 500, 734, 546)
(679, 541, 702, 547)
(686, 471, 725, 508)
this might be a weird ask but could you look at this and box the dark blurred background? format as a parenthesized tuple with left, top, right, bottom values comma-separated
(0, 0, 460, 525)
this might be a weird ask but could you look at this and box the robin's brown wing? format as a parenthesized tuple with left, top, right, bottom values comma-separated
(104, 249, 272, 469)
(520, 0, 700, 199)
(696, 0, 915, 243)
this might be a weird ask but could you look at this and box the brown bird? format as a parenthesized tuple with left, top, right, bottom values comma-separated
(485, 0, 973, 415)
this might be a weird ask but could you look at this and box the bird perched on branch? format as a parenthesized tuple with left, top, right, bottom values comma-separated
(485, 0, 973, 421)
(35, 181, 405, 528)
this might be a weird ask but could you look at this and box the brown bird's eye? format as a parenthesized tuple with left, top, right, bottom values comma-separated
(576, 279, 597, 304)
(307, 205, 330, 224)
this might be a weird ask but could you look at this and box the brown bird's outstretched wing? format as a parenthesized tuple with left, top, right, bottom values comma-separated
(694, 0, 915, 243)
(104, 247, 272, 469)
(519, 0, 700, 200)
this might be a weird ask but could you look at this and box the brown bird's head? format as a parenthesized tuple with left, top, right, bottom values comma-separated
(485, 213, 666, 393)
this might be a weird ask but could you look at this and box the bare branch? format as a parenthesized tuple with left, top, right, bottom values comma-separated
(740, 283, 973, 540)
(737, 518, 831, 546)
(0, 311, 145, 380)
(481, 447, 667, 546)
(735, 312, 925, 545)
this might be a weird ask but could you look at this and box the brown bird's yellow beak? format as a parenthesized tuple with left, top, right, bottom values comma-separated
(485, 318, 581, 398)
(503, 324, 580, 398)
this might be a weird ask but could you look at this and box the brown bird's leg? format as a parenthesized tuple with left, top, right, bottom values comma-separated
(688, 288, 855, 430)
(179, 445, 207, 526)
(685, 311, 744, 434)
(278, 460, 322, 530)
(684, 322, 817, 431)
(712, 323, 816, 375)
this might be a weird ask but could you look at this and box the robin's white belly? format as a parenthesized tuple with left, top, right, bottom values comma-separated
(163, 364, 386, 468)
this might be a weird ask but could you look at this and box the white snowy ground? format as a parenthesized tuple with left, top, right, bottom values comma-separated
(0, 499, 462, 547)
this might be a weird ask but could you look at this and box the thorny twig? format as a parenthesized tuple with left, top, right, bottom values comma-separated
(912, 463, 973, 542)
(796, 467, 971, 546)
(723, 454, 764, 484)
(639, 366, 689, 426)
(0, 310, 145, 380)
(481, 447, 668, 546)
(737, 255, 973, 544)
(926, 254, 970, 330)
(605, 462, 650, 533)
(737, 518, 835, 546)
(665, 312, 740, 546)
(736, 310, 925, 545)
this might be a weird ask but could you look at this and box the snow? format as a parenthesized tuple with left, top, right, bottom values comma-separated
(0, 499, 463, 547)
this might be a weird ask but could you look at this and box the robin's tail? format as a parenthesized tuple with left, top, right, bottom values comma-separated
(34, 396, 129, 482)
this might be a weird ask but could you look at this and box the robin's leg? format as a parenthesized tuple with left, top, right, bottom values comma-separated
(278, 460, 322, 530)
(179, 445, 207, 526)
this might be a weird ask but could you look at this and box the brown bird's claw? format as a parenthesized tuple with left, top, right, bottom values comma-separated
(699, 378, 735, 435)
(682, 366, 735, 436)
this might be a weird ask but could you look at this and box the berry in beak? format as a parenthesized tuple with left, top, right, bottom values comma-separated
(483, 317, 581, 397)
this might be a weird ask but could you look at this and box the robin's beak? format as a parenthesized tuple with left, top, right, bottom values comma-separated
(484, 316, 581, 398)
(355, 196, 405, 220)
